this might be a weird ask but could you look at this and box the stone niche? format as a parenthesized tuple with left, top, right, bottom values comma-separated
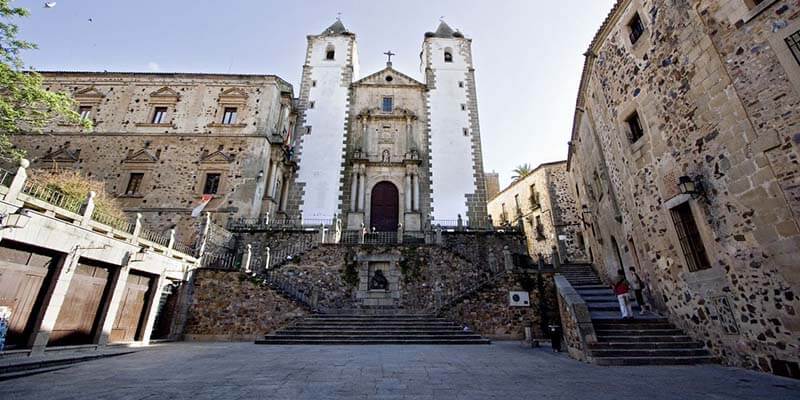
(355, 250, 402, 307)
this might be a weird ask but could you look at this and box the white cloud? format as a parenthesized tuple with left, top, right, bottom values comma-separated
(147, 62, 160, 72)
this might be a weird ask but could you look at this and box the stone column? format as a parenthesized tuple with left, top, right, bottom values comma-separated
(405, 174, 412, 211)
(94, 253, 133, 346)
(413, 174, 420, 211)
(268, 161, 278, 199)
(405, 116, 413, 152)
(351, 169, 359, 211)
(362, 117, 369, 155)
(29, 246, 83, 354)
(264, 161, 274, 197)
(279, 174, 289, 212)
(358, 169, 366, 211)
(139, 274, 167, 345)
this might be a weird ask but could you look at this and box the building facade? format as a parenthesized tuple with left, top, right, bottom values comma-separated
(567, 0, 800, 376)
(12, 72, 296, 242)
(487, 161, 588, 263)
(290, 20, 489, 230)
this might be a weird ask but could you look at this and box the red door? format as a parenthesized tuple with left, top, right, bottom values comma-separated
(370, 181, 399, 231)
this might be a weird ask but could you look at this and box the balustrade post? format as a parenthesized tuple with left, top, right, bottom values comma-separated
(243, 244, 252, 273)
(132, 213, 142, 242)
(80, 191, 96, 227)
(167, 229, 176, 255)
(4, 158, 29, 204)
(264, 246, 271, 270)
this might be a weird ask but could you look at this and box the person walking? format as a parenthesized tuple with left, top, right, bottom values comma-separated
(612, 270, 633, 320)
(628, 267, 650, 315)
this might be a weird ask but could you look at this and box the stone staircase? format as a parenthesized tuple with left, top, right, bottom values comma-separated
(559, 264, 713, 365)
(256, 314, 491, 345)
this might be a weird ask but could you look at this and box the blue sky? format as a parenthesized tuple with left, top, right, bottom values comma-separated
(16, 0, 615, 188)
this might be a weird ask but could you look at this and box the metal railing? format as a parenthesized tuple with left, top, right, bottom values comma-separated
(172, 240, 197, 257)
(201, 250, 237, 269)
(140, 229, 170, 247)
(267, 240, 318, 269)
(91, 209, 135, 233)
(21, 180, 84, 214)
(0, 167, 14, 187)
(261, 269, 319, 311)
(433, 269, 506, 314)
(228, 215, 333, 231)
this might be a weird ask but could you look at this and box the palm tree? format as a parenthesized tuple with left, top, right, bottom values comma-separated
(511, 163, 532, 181)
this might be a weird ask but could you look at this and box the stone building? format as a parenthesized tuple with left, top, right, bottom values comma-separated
(290, 20, 489, 230)
(12, 72, 297, 242)
(566, 0, 800, 376)
(487, 161, 588, 263)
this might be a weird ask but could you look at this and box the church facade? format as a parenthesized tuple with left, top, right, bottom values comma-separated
(289, 21, 489, 231)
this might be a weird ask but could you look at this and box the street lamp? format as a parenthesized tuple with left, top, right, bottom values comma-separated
(678, 175, 707, 199)
(1, 208, 31, 229)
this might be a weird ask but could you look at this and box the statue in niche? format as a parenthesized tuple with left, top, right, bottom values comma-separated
(370, 269, 389, 290)
(381, 149, 391, 163)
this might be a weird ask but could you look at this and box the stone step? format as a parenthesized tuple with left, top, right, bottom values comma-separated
(595, 328, 683, 336)
(302, 317, 449, 322)
(266, 334, 484, 340)
(294, 322, 460, 328)
(588, 341, 705, 350)
(588, 348, 711, 358)
(311, 314, 437, 319)
(589, 312, 663, 320)
(256, 338, 491, 345)
(287, 326, 463, 332)
(592, 356, 715, 366)
(594, 323, 674, 330)
(276, 330, 473, 336)
(574, 285, 611, 290)
(593, 335, 695, 343)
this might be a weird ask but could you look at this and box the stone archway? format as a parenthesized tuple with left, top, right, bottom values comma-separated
(370, 181, 399, 231)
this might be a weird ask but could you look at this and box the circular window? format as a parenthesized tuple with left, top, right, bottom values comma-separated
(385, 76, 393, 82)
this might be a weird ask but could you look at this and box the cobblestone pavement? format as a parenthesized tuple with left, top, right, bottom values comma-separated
(1, 342, 798, 399)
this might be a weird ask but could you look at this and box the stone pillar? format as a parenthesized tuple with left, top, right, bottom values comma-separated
(29, 246, 82, 354)
(243, 244, 252, 273)
(362, 117, 369, 154)
(3, 158, 29, 204)
(268, 161, 278, 199)
(264, 247, 271, 270)
(405, 174, 412, 211)
(351, 169, 359, 211)
(166, 229, 176, 256)
(80, 191, 96, 227)
(279, 174, 290, 212)
(139, 274, 167, 345)
(94, 253, 133, 346)
(413, 174, 420, 211)
(358, 170, 366, 212)
(405, 116, 413, 151)
(264, 160, 274, 196)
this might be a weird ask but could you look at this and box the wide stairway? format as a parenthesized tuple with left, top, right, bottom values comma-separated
(256, 314, 491, 345)
(559, 264, 713, 365)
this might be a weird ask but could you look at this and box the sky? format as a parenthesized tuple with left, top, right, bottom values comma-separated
(15, 0, 616, 189)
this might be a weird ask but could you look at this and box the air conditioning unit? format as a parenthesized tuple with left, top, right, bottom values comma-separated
(509, 291, 530, 307)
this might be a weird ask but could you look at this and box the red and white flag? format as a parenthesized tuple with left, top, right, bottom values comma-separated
(191, 195, 213, 217)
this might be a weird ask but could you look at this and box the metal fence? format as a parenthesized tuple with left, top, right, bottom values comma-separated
(172, 240, 197, 257)
(140, 229, 170, 247)
(227, 215, 334, 231)
(21, 180, 84, 214)
(91, 209, 135, 233)
(201, 250, 238, 269)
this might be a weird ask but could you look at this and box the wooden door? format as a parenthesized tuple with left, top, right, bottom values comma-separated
(370, 181, 399, 231)
(110, 272, 153, 343)
(0, 243, 55, 348)
(49, 262, 111, 346)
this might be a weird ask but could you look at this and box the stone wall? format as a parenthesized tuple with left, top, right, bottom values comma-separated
(567, 0, 800, 376)
(442, 271, 558, 340)
(183, 269, 307, 341)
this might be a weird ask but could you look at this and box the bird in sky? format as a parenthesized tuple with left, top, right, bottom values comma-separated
(44, 2, 56, 8)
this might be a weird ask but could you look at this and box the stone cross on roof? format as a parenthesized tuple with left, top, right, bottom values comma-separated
(384, 50, 395, 66)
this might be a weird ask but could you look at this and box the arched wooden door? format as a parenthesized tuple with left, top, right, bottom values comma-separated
(370, 181, 399, 231)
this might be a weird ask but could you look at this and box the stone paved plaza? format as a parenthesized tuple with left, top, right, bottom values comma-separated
(1, 342, 798, 399)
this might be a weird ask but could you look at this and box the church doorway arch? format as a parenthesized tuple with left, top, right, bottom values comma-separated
(370, 181, 399, 231)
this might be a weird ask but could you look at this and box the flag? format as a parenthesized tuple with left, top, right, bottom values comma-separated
(191, 195, 213, 217)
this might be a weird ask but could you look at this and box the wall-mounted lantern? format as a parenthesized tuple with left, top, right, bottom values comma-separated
(678, 175, 707, 199)
(1, 208, 31, 229)
(130, 247, 147, 262)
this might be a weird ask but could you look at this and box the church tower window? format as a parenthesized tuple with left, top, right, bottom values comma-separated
(444, 48, 453, 63)
(382, 97, 393, 112)
(203, 173, 221, 195)
(325, 45, 335, 60)
(222, 107, 238, 124)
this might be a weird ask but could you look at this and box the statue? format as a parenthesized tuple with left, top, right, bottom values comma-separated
(369, 269, 388, 290)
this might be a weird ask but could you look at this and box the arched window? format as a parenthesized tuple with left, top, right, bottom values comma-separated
(325, 45, 335, 60)
(444, 48, 453, 63)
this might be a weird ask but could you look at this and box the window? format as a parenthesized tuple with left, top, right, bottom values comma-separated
(745, 0, 766, 9)
(444, 50, 453, 63)
(325, 45, 335, 60)
(461, 104, 466, 111)
(458, 81, 464, 88)
(786, 29, 800, 65)
(203, 173, 221, 195)
(628, 12, 645, 45)
(514, 194, 521, 215)
(78, 105, 92, 120)
(308, 101, 315, 109)
(382, 97, 393, 112)
(311, 80, 317, 87)
(530, 184, 540, 209)
(535, 216, 545, 240)
(501, 203, 508, 223)
(670, 202, 711, 272)
(151, 106, 168, 124)
(463, 128, 469, 136)
(626, 111, 645, 143)
(222, 107, 238, 124)
(125, 173, 143, 195)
